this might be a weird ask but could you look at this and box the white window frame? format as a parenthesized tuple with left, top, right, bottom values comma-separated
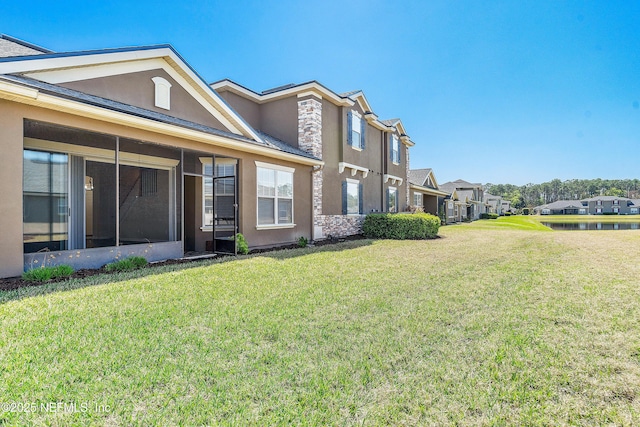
(391, 135, 400, 164)
(346, 178, 360, 215)
(350, 111, 363, 150)
(255, 161, 295, 229)
(413, 193, 423, 207)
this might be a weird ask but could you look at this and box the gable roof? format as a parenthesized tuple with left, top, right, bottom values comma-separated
(409, 168, 438, 188)
(535, 200, 585, 211)
(0, 73, 320, 163)
(0, 44, 262, 142)
(0, 34, 52, 58)
(212, 79, 415, 146)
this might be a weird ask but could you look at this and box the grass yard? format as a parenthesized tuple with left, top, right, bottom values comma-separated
(2, 220, 640, 425)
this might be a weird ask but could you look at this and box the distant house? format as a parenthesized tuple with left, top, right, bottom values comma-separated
(534, 196, 640, 215)
(440, 180, 485, 222)
(408, 168, 448, 216)
(582, 196, 636, 215)
(484, 193, 503, 215)
(533, 200, 587, 215)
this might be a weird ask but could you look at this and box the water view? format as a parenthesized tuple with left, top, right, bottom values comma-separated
(542, 222, 640, 230)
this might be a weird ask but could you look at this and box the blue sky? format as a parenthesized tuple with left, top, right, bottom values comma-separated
(2, 0, 639, 185)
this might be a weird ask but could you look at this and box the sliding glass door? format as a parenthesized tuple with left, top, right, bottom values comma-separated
(23, 150, 69, 252)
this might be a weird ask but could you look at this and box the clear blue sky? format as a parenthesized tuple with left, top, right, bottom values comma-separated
(2, 0, 639, 185)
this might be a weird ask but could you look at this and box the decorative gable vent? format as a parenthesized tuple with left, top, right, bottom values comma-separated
(151, 76, 172, 110)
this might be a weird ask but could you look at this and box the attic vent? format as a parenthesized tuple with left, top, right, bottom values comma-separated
(151, 76, 172, 110)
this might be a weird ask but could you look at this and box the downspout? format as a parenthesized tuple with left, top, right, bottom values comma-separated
(381, 130, 385, 212)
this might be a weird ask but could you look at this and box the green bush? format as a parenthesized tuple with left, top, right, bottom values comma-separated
(23, 264, 74, 282)
(104, 256, 148, 272)
(363, 212, 440, 240)
(480, 213, 499, 220)
(236, 233, 249, 254)
(297, 236, 308, 248)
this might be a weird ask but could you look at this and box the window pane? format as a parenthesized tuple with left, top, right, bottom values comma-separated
(278, 199, 293, 224)
(277, 171, 293, 198)
(258, 168, 275, 197)
(258, 197, 275, 224)
(347, 182, 359, 214)
(204, 176, 214, 226)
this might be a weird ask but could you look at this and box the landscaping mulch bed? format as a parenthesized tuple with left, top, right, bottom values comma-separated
(0, 235, 367, 292)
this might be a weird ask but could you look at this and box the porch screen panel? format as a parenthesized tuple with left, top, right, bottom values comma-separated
(23, 150, 69, 253)
(118, 139, 179, 245)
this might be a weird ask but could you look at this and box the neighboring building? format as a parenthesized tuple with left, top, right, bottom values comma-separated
(0, 36, 327, 278)
(484, 193, 503, 215)
(408, 168, 448, 216)
(440, 180, 485, 222)
(501, 200, 512, 214)
(534, 196, 640, 215)
(533, 200, 587, 215)
(212, 80, 414, 240)
(582, 196, 636, 215)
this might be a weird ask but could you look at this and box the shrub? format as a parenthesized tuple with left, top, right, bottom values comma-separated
(363, 212, 440, 240)
(236, 233, 249, 254)
(297, 236, 308, 248)
(522, 208, 530, 215)
(104, 256, 148, 273)
(23, 264, 74, 282)
(480, 213, 499, 220)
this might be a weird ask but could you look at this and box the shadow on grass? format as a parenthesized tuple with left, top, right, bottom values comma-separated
(0, 239, 375, 304)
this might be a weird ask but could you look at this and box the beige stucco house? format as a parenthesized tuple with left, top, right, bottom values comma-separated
(0, 36, 326, 278)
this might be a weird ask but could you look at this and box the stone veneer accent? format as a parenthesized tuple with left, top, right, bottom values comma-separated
(298, 97, 366, 239)
(316, 214, 364, 238)
(297, 97, 325, 239)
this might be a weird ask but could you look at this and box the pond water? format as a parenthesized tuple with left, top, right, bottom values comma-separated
(542, 222, 640, 230)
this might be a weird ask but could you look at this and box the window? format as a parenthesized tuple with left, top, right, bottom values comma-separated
(613, 207, 619, 213)
(343, 179, 362, 215)
(387, 187, 398, 213)
(390, 135, 400, 164)
(151, 76, 172, 110)
(348, 111, 365, 150)
(257, 163, 294, 226)
(596, 207, 603, 214)
(613, 199, 619, 205)
(596, 200, 603, 206)
(413, 193, 423, 207)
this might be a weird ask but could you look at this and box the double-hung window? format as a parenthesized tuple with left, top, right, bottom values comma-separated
(413, 193, 423, 207)
(348, 111, 365, 150)
(391, 135, 400, 164)
(257, 162, 294, 227)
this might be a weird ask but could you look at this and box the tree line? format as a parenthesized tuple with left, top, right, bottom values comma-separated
(486, 179, 640, 210)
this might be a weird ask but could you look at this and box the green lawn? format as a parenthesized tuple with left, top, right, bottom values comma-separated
(2, 224, 640, 425)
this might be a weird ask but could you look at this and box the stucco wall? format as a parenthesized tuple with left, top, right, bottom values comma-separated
(61, 69, 228, 132)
